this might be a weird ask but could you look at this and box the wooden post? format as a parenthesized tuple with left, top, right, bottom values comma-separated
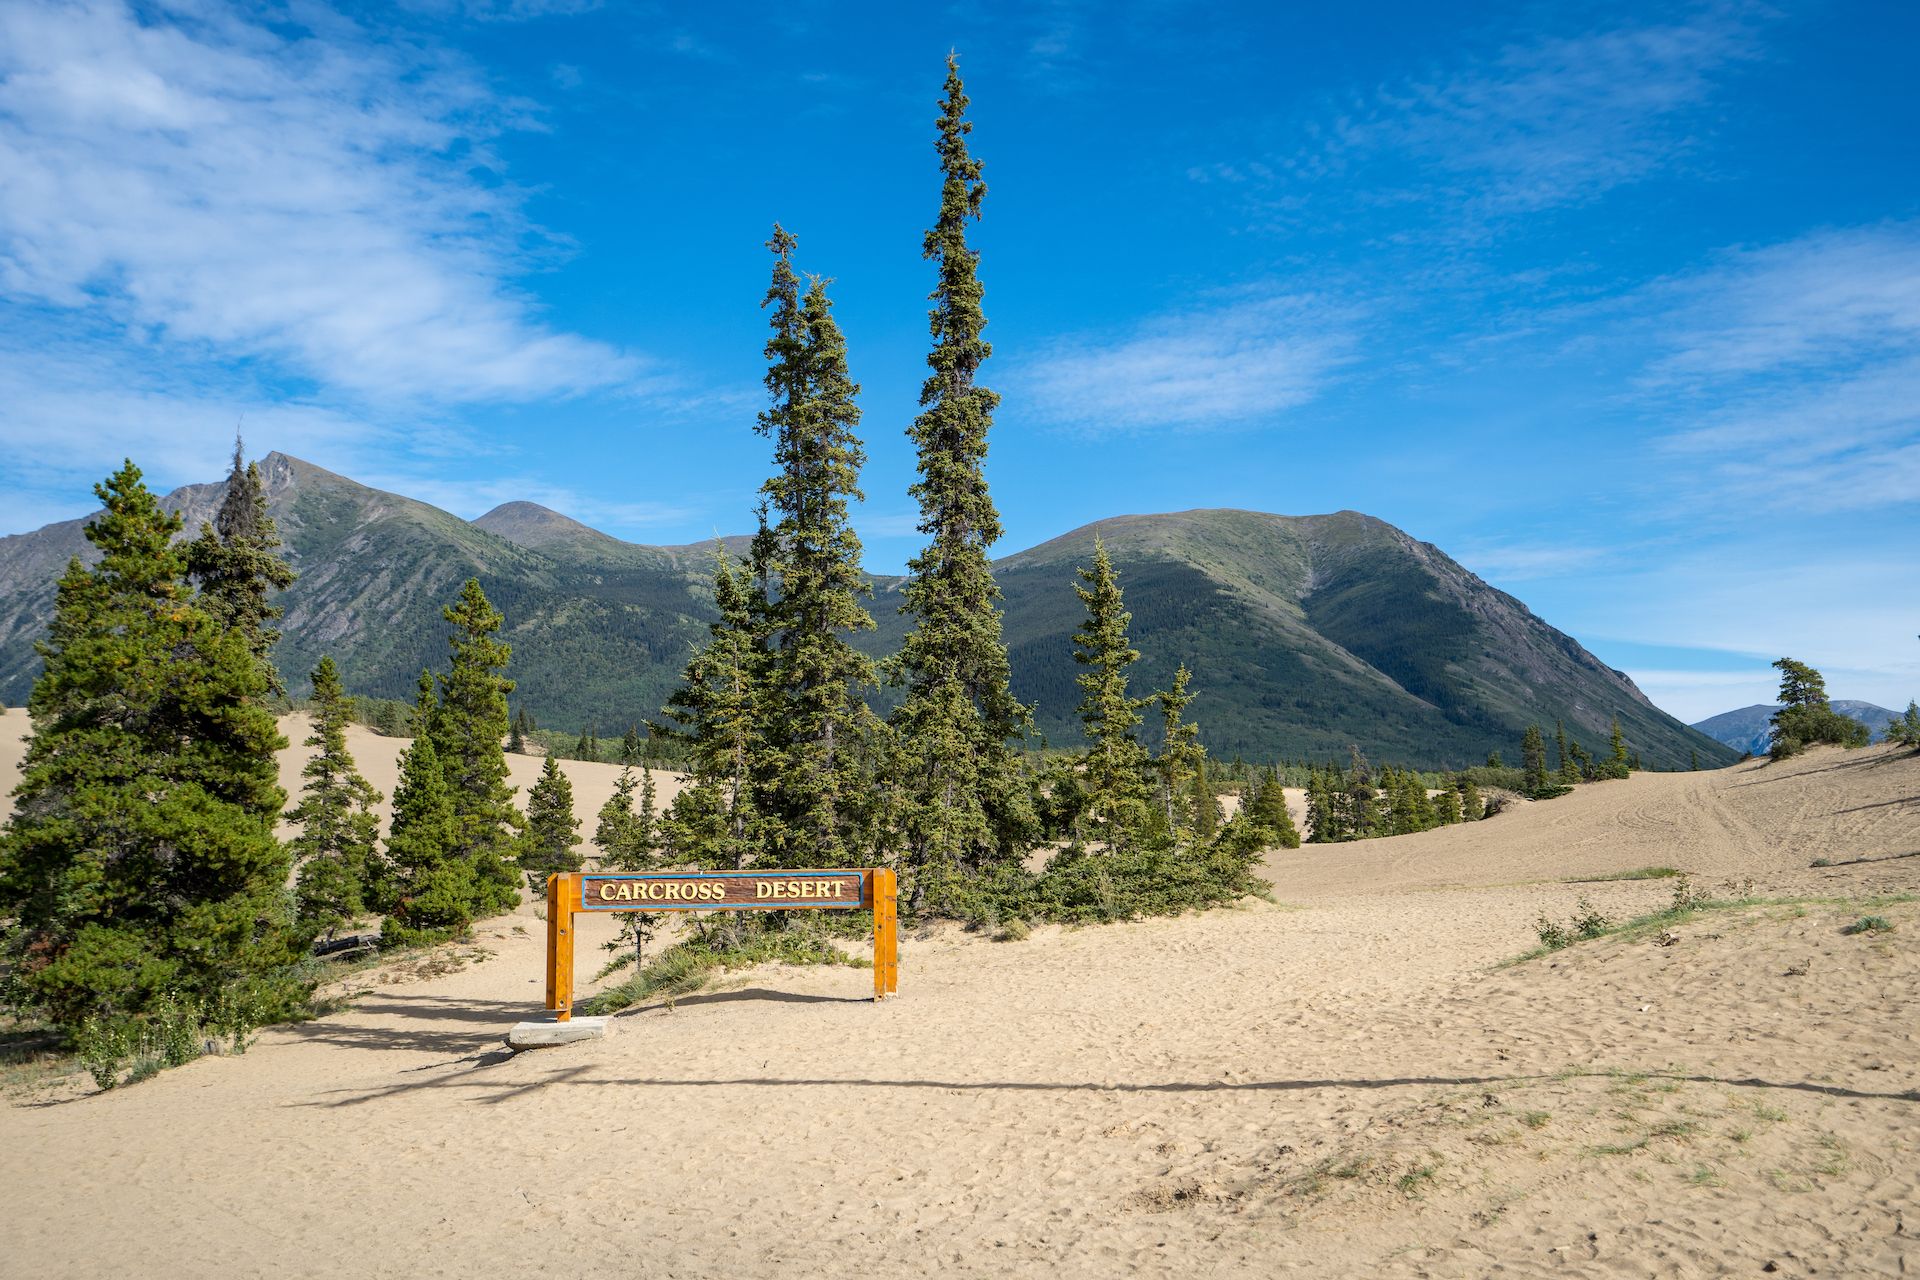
(872, 868, 898, 1002)
(546, 872, 574, 1021)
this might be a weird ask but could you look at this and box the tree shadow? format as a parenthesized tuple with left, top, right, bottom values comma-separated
(303, 1064, 1920, 1111)
(1808, 849, 1920, 869)
(616, 987, 870, 1016)
(1828, 798, 1917, 815)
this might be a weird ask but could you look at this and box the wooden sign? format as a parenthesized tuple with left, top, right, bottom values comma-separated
(543, 868, 898, 1021)
(579, 872, 866, 911)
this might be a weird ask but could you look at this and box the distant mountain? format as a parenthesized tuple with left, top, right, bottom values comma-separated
(0, 456, 1735, 770)
(1691, 701, 1905, 756)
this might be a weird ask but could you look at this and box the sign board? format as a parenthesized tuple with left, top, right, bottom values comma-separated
(543, 868, 898, 1020)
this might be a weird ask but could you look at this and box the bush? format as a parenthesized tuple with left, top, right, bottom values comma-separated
(68, 984, 276, 1090)
(1770, 704, 1869, 759)
(1841, 915, 1894, 936)
(1534, 897, 1611, 951)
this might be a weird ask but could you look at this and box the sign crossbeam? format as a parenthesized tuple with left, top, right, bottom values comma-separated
(543, 868, 899, 1021)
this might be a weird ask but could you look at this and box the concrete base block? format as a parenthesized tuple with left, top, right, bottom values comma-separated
(507, 1016, 612, 1049)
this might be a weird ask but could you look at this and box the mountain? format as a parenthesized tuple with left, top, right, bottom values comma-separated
(0, 455, 1735, 770)
(1691, 701, 1906, 757)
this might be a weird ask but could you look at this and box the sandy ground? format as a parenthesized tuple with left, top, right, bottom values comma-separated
(2, 706, 1917, 1277)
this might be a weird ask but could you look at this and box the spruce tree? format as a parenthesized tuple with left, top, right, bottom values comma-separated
(1553, 721, 1573, 784)
(521, 756, 582, 893)
(1155, 665, 1206, 838)
(1072, 540, 1151, 846)
(381, 734, 463, 946)
(754, 230, 882, 868)
(507, 710, 526, 754)
(290, 656, 383, 941)
(1189, 761, 1222, 840)
(1305, 769, 1338, 842)
(658, 552, 769, 870)
(1248, 767, 1301, 848)
(0, 462, 303, 1033)
(1521, 724, 1550, 797)
(890, 55, 1034, 898)
(595, 767, 662, 967)
(1456, 776, 1483, 821)
(187, 439, 296, 694)
(621, 724, 642, 766)
(428, 579, 522, 917)
(1602, 716, 1630, 779)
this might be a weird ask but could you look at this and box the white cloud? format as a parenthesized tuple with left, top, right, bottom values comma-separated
(1195, 11, 1760, 231)
(1015, 294, 1352, 433)
(0, 0, 636, 406)
(1641, 223, 1920, 514)
(1648, 224, 1920, 382)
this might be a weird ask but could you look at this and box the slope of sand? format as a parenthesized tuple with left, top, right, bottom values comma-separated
(2, 706, 1917, 1277)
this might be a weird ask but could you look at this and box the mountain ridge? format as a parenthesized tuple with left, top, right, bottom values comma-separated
(0, 455, 1735, 769)
(1691, 700, 1904, 757)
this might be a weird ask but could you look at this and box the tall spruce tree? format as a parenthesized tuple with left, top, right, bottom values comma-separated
(754, 230, 881, 868)
(1072, 540, 1152, 846)
(428, 579, 522, 917)
(0, 463, 303, 1032)
(1155, 664, 1206, 838)
(890, 55, 1034, 898)
(521, 756, 582, 894)
(187, 439, 296, 694)
(658, 552, 769, 869)
(290, 656, 383, 940)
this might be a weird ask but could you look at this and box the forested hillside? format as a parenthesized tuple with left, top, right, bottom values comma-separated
(0, 454, 1735, 770)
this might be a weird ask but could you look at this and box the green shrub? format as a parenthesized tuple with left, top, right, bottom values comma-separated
(1840, 916, 1894, 936)
(1534, 897, 1611, 951)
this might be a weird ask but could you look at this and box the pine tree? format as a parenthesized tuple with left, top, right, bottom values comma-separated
(575, 729, 595, 761)
(381, 734, 463, 946)
(754, 230, 881, 868)
(621, 724, 642, 766)
(1342, 747, 1380, 838)
(186, 439, 296, 694)
(1072, 540, 1152, 846)
(521, 756, 582, 893)
(1432, 786, 1460, 826)
(428, 580, 522, 917)
(1689, 748, 1701, 771)
(290, 656, 383, 941)
(507, 710, 526, 755)
(0, 462, 303, 1033)
(890, 55, 1035, 898)
(659, 552, 768, 870)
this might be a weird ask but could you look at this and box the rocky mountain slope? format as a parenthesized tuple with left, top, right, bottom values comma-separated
(1692, 700, 1905, 756)
(0, 455, 1734, 769)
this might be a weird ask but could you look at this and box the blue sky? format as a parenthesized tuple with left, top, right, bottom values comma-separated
(1, 0, 1915, 721)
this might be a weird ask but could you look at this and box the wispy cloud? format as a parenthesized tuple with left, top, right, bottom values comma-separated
(1194, 10, 1762, 232)
(1014, 293, 1353, 433)
(1644, 222, 1920, 514)
(0, 0, 636, 405)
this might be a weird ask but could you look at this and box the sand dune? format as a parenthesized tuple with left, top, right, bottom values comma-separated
(3, 706, 1917, 1277)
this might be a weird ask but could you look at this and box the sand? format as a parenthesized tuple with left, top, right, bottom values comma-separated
(2, 705, 1916, 1277)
